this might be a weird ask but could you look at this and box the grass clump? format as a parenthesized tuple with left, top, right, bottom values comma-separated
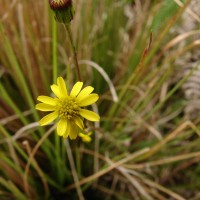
(0, 0, 200, 199)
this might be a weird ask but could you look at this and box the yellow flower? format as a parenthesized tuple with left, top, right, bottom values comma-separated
(79, 132, 92, 143)
(35, 77, 100, 140)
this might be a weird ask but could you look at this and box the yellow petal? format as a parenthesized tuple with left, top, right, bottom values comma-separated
(57, 119, 67, 136)
(83, 136, 92, 143)
(63, 120, 70, 138)
(70, 82, 83, 97)
(57, 77, 68, 97)
(79, 109, 100, 121)
(37, 96, 57, 106)
(79, 133, 85, 138)
(75, 117, 84, 129)
(51, 84, 62, 99)
(77, 86, 94, 101)
(63, 132, 69, 138)
(79, 94, 99, 107)
(69, 123, 78, 140)
(79, 133, 92, 143)
(39, 111, 58, 126)
(35, 103, 56, 111)
(88, 131, 92, 136)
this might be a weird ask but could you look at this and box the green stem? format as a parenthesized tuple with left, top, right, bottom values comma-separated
(51, 13, 63, 183)
(52, 14, 58, 83)
(64, 24, 81, 81)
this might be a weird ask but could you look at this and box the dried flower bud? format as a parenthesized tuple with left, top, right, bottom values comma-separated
(49, 0, 74, 24)
(49, 0, 72, 10)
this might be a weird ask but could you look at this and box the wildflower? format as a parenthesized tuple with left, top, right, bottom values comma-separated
(79, 132, 93, 143)
(36, 77, 100, 140)
(49, 0, 74, 24)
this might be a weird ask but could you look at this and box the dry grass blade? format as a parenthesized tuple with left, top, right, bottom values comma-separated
(65, 148, 150, 191)
(106, 157, 154, 200)
(173, 0, 200, 22)
(0, 122, 39, 144)
(65, 139, 84, 200)
(126, 151, 200, 169)
(24, 125, 56, 198)
(164, 30, 200, 51)
(23, 140, 49, 199)
(79, 60, 118, 102)
(138, 120, 200, 160)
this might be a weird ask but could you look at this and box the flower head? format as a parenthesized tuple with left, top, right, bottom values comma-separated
(49, 0, 74, 23)
(49, 0, 72, 10)
(36, 77, 100, 140)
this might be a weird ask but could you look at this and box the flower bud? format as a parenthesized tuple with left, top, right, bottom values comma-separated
(49, 0, 74, 24)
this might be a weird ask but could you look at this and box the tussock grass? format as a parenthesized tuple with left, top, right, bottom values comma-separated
(0, 0, 200, 199)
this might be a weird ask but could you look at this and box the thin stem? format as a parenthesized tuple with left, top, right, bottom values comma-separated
(65, 139, 84, 200)
(52, 14, 58, 83)
(64, 23, 81, 81)
(51, 15, 62, 183)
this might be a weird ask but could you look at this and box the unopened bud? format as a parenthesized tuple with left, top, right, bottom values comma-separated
(49, 0, 74, 24)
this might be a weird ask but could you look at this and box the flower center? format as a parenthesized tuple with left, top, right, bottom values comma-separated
(57, 96, 79, 120)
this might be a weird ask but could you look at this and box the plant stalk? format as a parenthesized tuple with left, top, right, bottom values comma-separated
(65, 24, 81, 81)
